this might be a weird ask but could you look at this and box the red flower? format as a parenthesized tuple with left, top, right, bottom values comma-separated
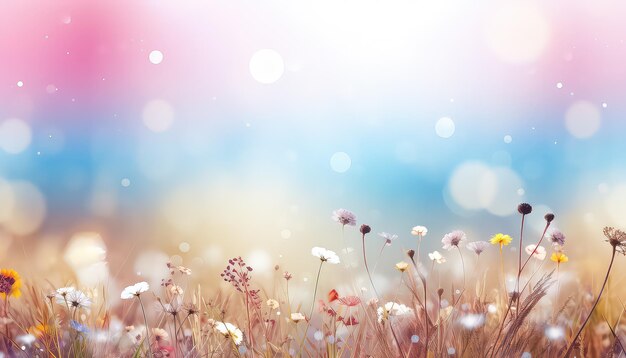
(328, 289, 339, 302)
(342, 315, 359, 326)
(338, 296, 361, 307)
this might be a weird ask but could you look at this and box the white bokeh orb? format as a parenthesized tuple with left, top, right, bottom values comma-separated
(565, 100, 601, 138)
(435, 117, 455, 138)
(249, 49, 285, 84)
(4, 181, 46, 236)
(485, 2, 550, 64)
(0, 118, 32, 154)
(448, 161, 496, 210)
(149, 50, 164, 65)
(485, 167, 525, 216)
(605, 184, 626, 225)
(247, 250, 272, 275)
(330, 152, 352, 173)
(142, 99, 174, 132)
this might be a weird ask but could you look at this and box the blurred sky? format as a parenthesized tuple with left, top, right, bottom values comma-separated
(0, 0, 625, 294)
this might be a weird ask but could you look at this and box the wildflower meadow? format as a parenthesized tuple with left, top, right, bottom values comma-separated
(2, 0, 626, 357)
(0, 205, 625, 357)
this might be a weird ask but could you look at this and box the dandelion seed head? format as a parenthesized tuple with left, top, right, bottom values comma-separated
(603, 227, 626, 254)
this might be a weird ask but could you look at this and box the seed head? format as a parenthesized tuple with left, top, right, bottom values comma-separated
(518, 203, 533, 215)
(603, 227, 626, 255)
(360, 224, 371, 235)
(544, 213, 555, 223)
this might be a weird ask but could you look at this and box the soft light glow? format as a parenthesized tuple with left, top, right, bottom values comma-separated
(485, 1, 550, 64)
(142, 99, 174, 132)
(330, 152, 352, 173)
(0, 118, 32, 154)
(448, 161, 496, 210)
(4, 181, 46, 236)
(149, 50, 164, 64)
(565, 100, 601, 138)
(249, 49, 284, 84)
(435, 117, 455, 138)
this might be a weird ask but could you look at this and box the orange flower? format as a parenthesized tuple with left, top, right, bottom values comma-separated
(0, 269, 21, 298)
(29, 324, 51, 338)
(328, 289, 339, 303)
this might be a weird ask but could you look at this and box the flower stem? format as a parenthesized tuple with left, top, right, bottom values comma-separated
(298, 260, 324, 355)
(362, 234, 380, 298)
(564, 247, 616, 357)
(457, 246, 466, 290)
(137, 295, 153, 358)
(515, 214, 526, 315)
(372, 241, 387, 274)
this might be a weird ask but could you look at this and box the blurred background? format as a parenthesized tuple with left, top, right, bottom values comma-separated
(0, 0, 625, 303)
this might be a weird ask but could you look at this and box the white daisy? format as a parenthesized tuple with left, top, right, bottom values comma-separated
(311, 247, 340, 264)
(121, 282, 149, 299)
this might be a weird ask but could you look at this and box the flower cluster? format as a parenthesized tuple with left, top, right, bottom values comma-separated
(221, 257, 261, 308)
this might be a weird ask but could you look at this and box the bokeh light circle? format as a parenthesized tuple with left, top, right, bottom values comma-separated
(485, 167, 524, 216)
(149, 50, 164, 64)
(435, 117, 455, 138)
(449, 162, 496, 210)
(0, 118, 32, 154)
(142, 99, 174, 132)
(330, 152, 352, 173)
(4, 181, 46, 236)
(249, 49, 285, 84)
(565, 100, 601, 138)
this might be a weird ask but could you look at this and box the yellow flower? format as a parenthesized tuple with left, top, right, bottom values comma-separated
(551, 252, 569, 264)
(29, 323, 51, 338)
(490, 233, 512, 247)
(0, 269, 21, 298)
(395, 261, 409, 272)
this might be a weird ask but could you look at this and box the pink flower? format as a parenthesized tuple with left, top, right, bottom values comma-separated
(442, 230, 467, 250)
(338, 296, 361, 307)
(332, 209, 357, 226)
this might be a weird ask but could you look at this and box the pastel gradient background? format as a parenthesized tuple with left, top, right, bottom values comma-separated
(1, 0, 625, 300)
